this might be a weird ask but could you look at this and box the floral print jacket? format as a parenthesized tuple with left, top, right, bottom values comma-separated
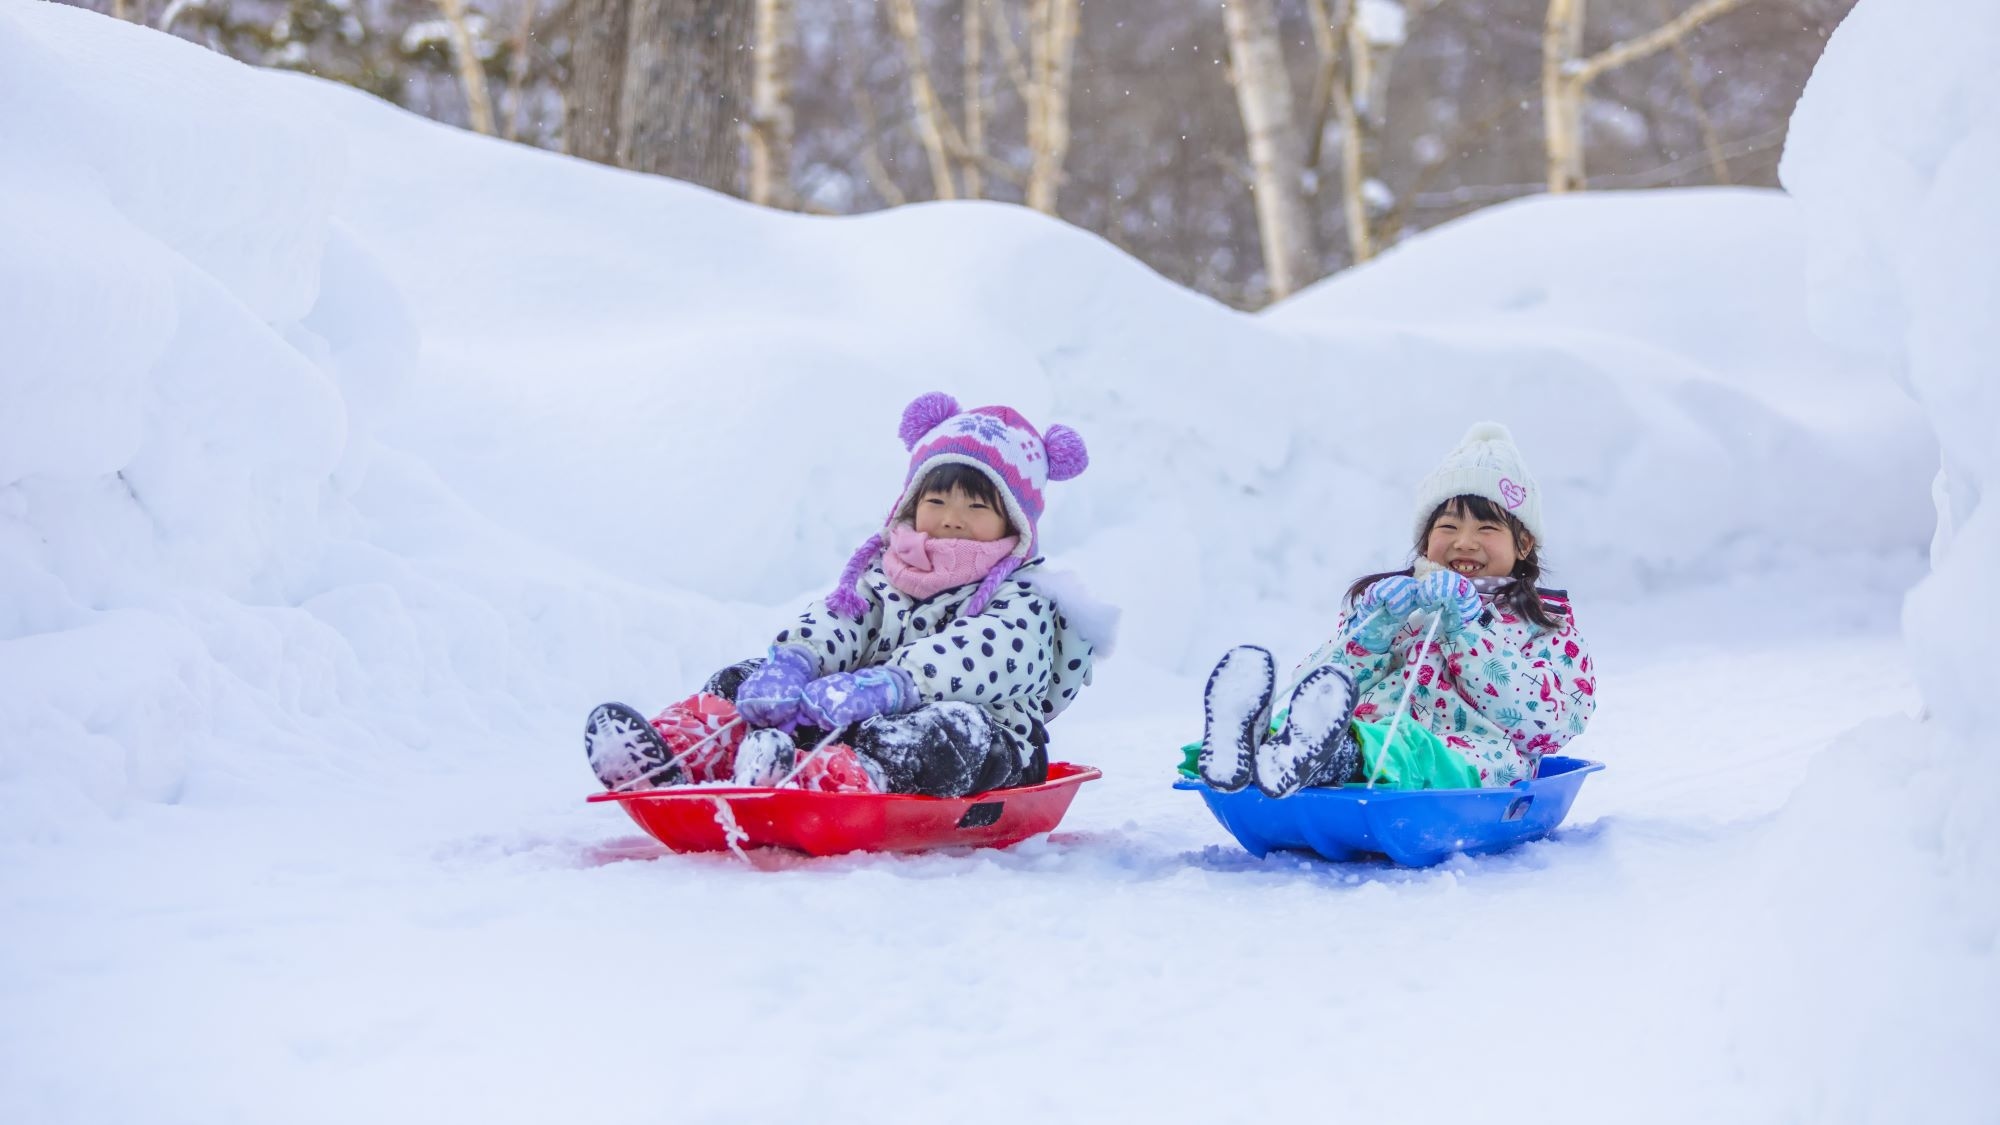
(1289, 582, 1597, 787)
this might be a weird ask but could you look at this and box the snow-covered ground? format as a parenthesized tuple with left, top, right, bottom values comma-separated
(1, 612, 1925, 1124)
(0, 0, 1990, 1120)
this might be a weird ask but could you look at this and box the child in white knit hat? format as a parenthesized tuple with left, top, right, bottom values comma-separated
(1194, 422, 1597, 795)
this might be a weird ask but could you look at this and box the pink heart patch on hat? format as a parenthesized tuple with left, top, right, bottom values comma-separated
(1499, 477, 1528, 509)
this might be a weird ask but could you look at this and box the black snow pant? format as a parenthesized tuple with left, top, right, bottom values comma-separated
(704, 660, 1050, 798)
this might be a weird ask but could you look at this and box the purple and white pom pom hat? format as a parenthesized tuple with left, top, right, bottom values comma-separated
(826, 392, 1089, 619)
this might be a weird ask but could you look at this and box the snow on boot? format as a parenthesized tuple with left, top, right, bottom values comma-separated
(731, 727, 797, 787)
(1254, 665, 1359, 798)
(1200, 645, 1275, 792)
(792, 743, 887, 793)
(585, 702, 679, 790)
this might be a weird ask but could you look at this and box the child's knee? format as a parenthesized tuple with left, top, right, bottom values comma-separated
(648, 692, 746, 782)
(700, 659, 764, 701)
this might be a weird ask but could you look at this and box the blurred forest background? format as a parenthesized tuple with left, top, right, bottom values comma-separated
(72, 0, 1856, 307)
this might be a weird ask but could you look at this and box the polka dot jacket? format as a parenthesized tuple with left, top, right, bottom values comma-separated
(775, 559, 1095, 758)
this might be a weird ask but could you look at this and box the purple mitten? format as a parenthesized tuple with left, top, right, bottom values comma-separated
(1416, 569, 1484, 634)
(736, 644, 818, 728)
(797, 666, 917, 730)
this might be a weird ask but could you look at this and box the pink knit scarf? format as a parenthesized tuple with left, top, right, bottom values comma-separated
(881, 523, 1019, 602)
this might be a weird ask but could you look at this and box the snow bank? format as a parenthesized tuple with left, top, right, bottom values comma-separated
(1783, 0, 2000, 933)
(1712, 0, 2000, 1115)
(0, 3, 762, 836)
(1785, 0, 2000, 757)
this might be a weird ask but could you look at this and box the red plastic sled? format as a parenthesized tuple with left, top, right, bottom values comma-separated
(588, 762, 1102, 856)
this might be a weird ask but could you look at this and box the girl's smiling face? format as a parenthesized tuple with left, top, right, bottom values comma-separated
(1423, 497, 1533, 578)
(913, 485, 1010, 542)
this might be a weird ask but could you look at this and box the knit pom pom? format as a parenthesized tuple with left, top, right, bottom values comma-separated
(827, 585, 867, 621)
(900, 392, 961, 450)
(1460, 421, 1515, 445)
(1042, 424, 1089, 481)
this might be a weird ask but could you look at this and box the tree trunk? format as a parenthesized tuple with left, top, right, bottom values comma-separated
(504, 0, 535, 142)
(987, 0, 1032, 104)
(749, 0, 796, 207)
(1302, 0, 1341, 171)
(1025, 0, 1078, 214)
(887, 0, 959, 200)
(1222, 0, 1318, 299)
(1304, 0, 1375, 264)
(619, 0, 752, 194)
(437, 0, 498, 135)
(564, 0, 631, 163)
(1543, 0, 1586, 193)
(963, 0, 986, 199)
(564, 0, 624, 160)
(1660, 0, 1731, 185)
(1332, 67, 1372, 263)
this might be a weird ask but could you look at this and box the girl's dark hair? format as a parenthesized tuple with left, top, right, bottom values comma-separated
(898, 463, 1014, 533)
(1344, 494, 1563, 630)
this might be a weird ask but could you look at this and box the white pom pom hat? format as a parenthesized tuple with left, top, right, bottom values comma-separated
(1411, 422, 1544, 543)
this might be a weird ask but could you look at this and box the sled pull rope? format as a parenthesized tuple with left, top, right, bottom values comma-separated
(1367, 612, 1440, 790)
(708, 796, 752, 861)
(611, 717, 747, 793)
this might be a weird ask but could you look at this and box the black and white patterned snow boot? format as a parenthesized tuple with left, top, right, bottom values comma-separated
(1200, 645, 1276, 792)
(1304, 728, 1363, 789)
(585, 702, 679, 790)
(731, 728, 798, 787)
(1254, 664, 1360, 798)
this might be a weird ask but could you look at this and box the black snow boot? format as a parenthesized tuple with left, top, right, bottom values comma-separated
(1254, 665, 1360, 798)
(585, 702, 680, 790)
(1200, 645, 1276, 792)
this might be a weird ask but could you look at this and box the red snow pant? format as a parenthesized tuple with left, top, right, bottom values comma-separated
(646, 691, 882, 793)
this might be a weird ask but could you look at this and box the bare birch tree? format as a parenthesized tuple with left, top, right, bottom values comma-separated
(1544, 0, 1750, 192)
(436, 0, 497, 135)
(963, 0, 986, 198)
(1222, 0, 1318, 298)
(1024, 0, 1078, 214)
(750, 0, 797, 207)
(887, 0, 960, 199)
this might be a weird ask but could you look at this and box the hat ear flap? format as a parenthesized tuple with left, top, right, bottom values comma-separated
(1043, 424, 1088, 481)
(900, 392, 961, 450)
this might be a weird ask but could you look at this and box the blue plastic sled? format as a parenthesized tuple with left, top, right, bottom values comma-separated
(1175, 756, 1604, 867)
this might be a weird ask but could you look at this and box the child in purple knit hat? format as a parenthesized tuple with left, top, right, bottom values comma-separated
(582, 392, 1103, 797)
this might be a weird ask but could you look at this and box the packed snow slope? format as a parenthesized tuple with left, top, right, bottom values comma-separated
(1, 0, 1987, 1121)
